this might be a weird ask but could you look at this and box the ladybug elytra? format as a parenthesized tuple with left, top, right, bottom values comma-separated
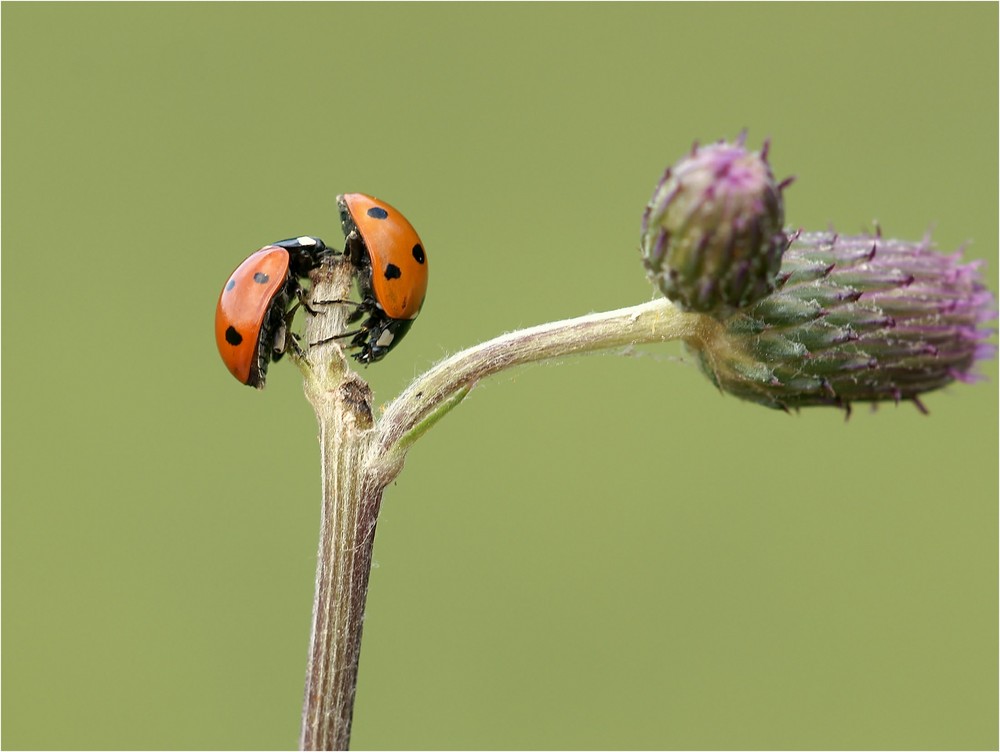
(337, 193, 428, 364)
(215, 193, 429, 386)
(215, 236, 327, 388)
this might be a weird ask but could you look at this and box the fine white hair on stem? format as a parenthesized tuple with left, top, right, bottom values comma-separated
(372, 296, 704, 474)
(292, 257, 707, 750)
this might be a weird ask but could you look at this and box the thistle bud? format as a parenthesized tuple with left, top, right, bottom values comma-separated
(641, 136, 790, 313)
(688, 232, 996, 412)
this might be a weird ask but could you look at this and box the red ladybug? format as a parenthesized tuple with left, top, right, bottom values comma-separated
(337, 193, 428, 364)
(215, 237, 327, 388)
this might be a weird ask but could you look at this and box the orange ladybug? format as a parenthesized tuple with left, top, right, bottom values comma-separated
(215, 237, 327, 388)
(337, 193, 428, 363)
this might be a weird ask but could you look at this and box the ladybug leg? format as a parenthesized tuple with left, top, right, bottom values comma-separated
(305, 294, 383, 354)
(308, 297, 363, 315)
(284, 330, 312, 382)
(270, 316, 290, 364)
(286, 331, 306, 359)
(283, 279, 320, 318)
(345, 231, 366, 267)
(308, 306, 377, 350)
(308, 298, 371, 324)
(309, 329, 366, 348)
(294, 286, 323, 317)
(276, 282, 311, 360)
(346, 305, 367, 325)
(349, 312, 395, 364)
(352, 317, 413, 365)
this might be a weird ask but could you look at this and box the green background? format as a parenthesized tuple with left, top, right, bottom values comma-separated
(3, 3, 997, 749)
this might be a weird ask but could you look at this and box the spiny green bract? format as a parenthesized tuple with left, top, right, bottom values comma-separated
(641, 136, 791, 314)
(690, 232, 996, 413)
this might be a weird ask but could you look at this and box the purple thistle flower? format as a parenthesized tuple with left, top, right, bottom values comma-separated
(688, 232, 997, 413)
(641, 135, 792, 314)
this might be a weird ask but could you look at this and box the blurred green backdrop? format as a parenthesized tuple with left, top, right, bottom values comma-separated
(2, 3, 997, 750)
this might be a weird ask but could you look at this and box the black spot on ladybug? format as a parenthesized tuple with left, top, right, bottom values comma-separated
(225, 326, 244, 346)
(253, 272, 270, 284)
(384, 263, 401, 280)
(367, 207, 389, 220)
(225, 279, 236, 291)
(412, 244, 425, 264)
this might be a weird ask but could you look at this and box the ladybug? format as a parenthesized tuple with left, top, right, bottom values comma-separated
(337, 193, 428, 364)
(215, 236, 328, 388)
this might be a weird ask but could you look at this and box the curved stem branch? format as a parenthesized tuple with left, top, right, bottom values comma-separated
(372, 297, 706, 476)
(295, 277, 710, 748)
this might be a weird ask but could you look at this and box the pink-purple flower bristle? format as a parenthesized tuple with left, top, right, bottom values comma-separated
(641, 137, 788, 313)
(690, 230, 996, 412)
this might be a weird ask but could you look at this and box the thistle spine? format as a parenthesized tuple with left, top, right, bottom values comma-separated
(688, 231, 996, 413)
(641, 135, 792, 314)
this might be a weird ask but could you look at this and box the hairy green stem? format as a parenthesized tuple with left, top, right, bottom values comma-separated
(296, 263, 705, 749)
(371, 297, 705, 480)
(297, 258, 380, 751)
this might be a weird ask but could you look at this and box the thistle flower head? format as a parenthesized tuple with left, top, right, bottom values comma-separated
(688, 232, 996, 412)
(641, 135, 791, 313)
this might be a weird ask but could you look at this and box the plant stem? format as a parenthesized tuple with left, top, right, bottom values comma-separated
(373, 297, 706, 470)
(297, 258, 379, 751)
(298, 383, 379, 750)
(295, 274, 708, 749)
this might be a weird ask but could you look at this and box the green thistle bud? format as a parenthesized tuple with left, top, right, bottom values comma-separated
(689, 232, 996, 413)
(641, 135, 791, 313)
